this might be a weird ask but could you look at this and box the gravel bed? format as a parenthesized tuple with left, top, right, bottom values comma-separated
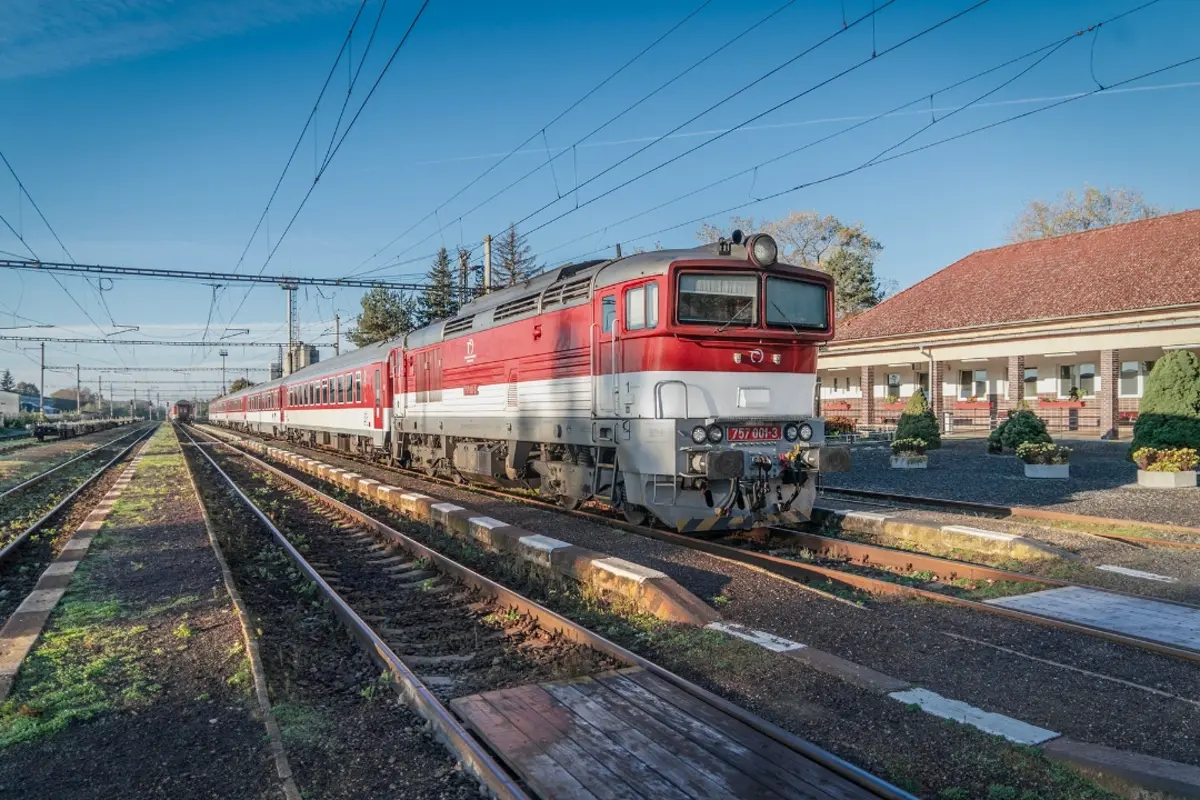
(208, 445, 620, 701)
(818, 499, 1200, 604)
(0, 423, 150, 493)
(238, 433, 1200, 770)
(186, 440, 479, 800)
(823, 438, 1200, 526)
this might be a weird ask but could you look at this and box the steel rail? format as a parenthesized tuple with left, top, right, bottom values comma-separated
(0, 422, 151, 503)
(184, 424, 913, 800)
(0, 423, 158, 565)
(818, 486, 1200, 550)
(203, 424, 1200, 668)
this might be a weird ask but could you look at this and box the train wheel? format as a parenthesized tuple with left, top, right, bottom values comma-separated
(557, 495, 582, 512)
(622, 505, 649, 526)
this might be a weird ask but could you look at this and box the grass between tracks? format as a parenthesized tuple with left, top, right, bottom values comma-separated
(258, 460, 1116, 800)
(0, 425, 250, 748)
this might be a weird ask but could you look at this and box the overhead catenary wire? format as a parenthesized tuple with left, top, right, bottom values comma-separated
(351, 0, 800, 278)
(555, 50, 1200, 265)
(221, 0, 432, 337)
(347, 0, 717, 277)
(539, 0, 1163, 263)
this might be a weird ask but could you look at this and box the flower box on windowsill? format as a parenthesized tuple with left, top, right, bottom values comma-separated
(881, 402, 906, 411)
(1025, 463, 1069, 479)
(825, 402, 852, 411)
(1039, 400, 1086, 409)
(954, 401, 990, 410)
(1136, 470, 1197, 489)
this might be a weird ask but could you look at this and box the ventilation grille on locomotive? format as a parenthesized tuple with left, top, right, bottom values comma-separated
(443, 315, 475, 337)
(492, 294, 540, 322)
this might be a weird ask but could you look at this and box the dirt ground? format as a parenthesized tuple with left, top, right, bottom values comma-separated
(0, 426, 276, 799)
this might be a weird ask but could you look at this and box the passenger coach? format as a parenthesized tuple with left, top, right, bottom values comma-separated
(209, 232, 848, 533)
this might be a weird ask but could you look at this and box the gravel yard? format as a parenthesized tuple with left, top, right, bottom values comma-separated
(823, 438, 1200, 526)
(243, 433, 1200, 781)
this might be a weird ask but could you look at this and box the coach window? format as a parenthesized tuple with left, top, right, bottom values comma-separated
(355, 372, 362, 403)
(601, 295, 616, 333)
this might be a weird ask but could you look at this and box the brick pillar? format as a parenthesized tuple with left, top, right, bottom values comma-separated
(1006, 355, 1025, 416)
(1099, 349, 1120, 439)
(860, 365, 875, 428)
(929, 361, 945, 421)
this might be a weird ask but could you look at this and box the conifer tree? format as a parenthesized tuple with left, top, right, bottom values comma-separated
(420, 247, 459, 325)
(894, 387, 941, 448)
(0, 369, 13, 392)
(1130, 350, 1200, 452)
(492, 223, 538, 287)
(349, 287, 418, 347)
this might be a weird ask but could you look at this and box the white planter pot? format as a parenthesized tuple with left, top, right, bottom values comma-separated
(1024, 463, 1069, 479)
(1137, 470, 1198, 488)
(890, 455, 928, 469)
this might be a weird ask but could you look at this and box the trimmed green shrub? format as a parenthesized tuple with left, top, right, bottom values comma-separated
(988, 409, 1051, 452)
(891, 438, 927, 456)
(1130, 351, 1200, 454)
(895, 388, 941, 449)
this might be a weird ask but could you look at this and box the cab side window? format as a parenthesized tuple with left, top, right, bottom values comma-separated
(601, 295, 616, 333)
(625, 283, 658, 331)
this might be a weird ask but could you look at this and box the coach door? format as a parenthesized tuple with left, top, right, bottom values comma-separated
(593, 292, 618, 416)
(388, 348, 406, 420)
(372, 368, 383, 429)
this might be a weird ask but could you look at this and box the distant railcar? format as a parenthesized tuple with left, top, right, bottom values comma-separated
(171, 400, 194, 423)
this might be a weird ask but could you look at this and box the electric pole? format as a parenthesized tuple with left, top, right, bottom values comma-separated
(483, 234, 492, 295)
(334, 313, 340, 356)
(219, 349, 229, 394)
(98, 375, 102, 417)
(39, 342, 45, 416)
(76, 364, 81, 417)
(458, 248, 470, 306)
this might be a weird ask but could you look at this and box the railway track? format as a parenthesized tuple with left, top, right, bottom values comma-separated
(194, 424, 1200, 668)
(181, 424, 909, 800)
(817, 485, 1200, 551)
(0, 424, 156, 627)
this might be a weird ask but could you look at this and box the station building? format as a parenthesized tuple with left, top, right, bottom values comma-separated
(816, 209, 1200, 439)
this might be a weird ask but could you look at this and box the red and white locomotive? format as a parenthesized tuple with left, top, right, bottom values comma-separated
(209, 232, 848, 532)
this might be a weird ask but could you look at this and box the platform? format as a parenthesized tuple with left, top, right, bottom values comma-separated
(451, 668, 881, 800)
(987, 586, 1200, 651)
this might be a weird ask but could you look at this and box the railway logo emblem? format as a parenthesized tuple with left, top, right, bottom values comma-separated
(464, 338, 477, 364)
(749, 348, 764, 364)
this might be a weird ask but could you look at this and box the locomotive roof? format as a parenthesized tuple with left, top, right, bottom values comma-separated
(404, 241, 750, 349)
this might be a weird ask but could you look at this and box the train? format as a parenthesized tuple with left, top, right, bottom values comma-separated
(170, 400, 195, 423)
(209, 231, 849, 532)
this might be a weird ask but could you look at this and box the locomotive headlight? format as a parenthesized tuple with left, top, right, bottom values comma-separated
(797, 422, 814, 442)
(748, 233, 778, 268)
(783, 423, 799, 442)
(691, 425, 708, 444)
(707, 425, 724, 444)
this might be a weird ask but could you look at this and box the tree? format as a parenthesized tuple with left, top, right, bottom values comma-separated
(229, 377, 255, 393)
(698, 211, 883, 317)
(988, 409, 1052, 453)
(1129, 350, 1200, 453)
(894, 387, 940, 449)
(14, 381, 38, 396)
(1007, 185, 1164, 242)
(419, 247, 459, 326)
(492, 223, 538, 288)
(349, 287, 419, 348)
(51, 387, 97, 408)
(0, 370, 13, 392)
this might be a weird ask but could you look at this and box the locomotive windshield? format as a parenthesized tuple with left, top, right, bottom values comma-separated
(677, 274, 757, 326)
(765, 277, 828, 330)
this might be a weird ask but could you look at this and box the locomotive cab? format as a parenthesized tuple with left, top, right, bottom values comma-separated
(587, 232, 850, 531)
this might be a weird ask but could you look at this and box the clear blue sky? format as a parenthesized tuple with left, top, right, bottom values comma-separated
(1, 0, 1197, 398)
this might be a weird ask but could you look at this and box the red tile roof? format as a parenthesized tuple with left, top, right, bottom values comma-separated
(835, 210, 1200, 343)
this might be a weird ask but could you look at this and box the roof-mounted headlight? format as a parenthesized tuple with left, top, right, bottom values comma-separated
(747, 234, 778, 268)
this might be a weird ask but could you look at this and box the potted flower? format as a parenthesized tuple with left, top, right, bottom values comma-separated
(825, 416, 856, 438)
(825, 400, 852, 411)
(1016, 441, 1071, 479)
(1132, 447, 1198, 488)
(890, 438, 928, 469)
(882, 394, 906, 411)
(955, 395, 990, 410)
(1039, 388, 1087, 409)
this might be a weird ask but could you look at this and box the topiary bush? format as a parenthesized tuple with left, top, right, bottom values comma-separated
(895, 387, 941, 449)
(1129, 350, 1200, 454)
(988, 409, 1052, 452)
